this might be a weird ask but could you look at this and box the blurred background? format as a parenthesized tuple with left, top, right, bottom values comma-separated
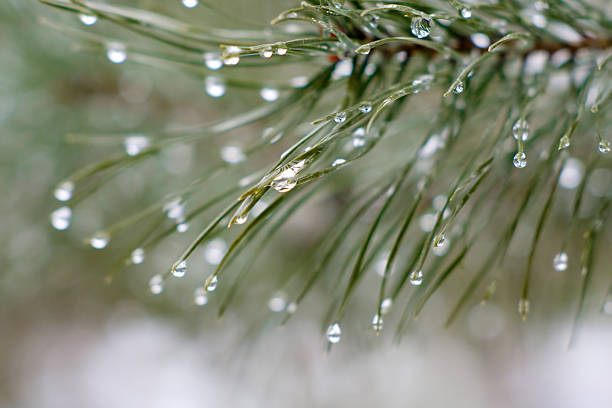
(1, 1, 611, 407)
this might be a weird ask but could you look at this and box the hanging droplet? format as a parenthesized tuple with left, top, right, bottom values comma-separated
(50, 206, 72, 231)
(558, 135, 570, 150)
(106, 42, 127, 64)
(332, 158, 346, 167)
(182, 0, 198, 8)
(124, 135, 150, 156)
(176, 222, 189, 233)
(513, 152, 527, 168)
(204, 238, 227, 265)
(409, 270, 423, 286)
(553, 252, 568, 271)
(194, 287, 208, 306)
(130, 247, 145, 264)
(221, 46, 241, 66)
(268, 294, 287, 312)
(358, 102, 372, 114)
(598, 139, 611, 153)
(453, 81, 465, 94)
(235, 214, 248, 224)
(512, 119, 530, 141)
(89, 231, 110, 249)
(259, 47, 273, 58)
(460, 7, 472, 19)
(326, 322, 342, 344)
(172, 260, 187, 278)
(380, 297, 392, 314)
(54, 181, 74, 202)
(203, 52, 222, 70)
(149, 274, 164, 295)
(205, 76, 226, 98)
(79, 14, 98, 26)
(260, 87, 279, 102)
(518, 298, 530, 320)
(221, 145, 245, 164)
(434, 234, 447, 248)
(275, 45, 288, 56)
(334, 111, 347, 123)
(205, 275, 218, 292)
(410, 17, 431, 39)
(371, 314, 383, 333)
(165, 199, 184, 220)
(271, 160, 305, 193)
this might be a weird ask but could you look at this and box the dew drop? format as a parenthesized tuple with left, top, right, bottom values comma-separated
(371, 314, 383, 332)
(287, 302, 298, 314)
(206, 275, 219, 292)
(558, 134, 570, 150)
(106, 42, 127, 64)
(235, 214, 248, 224)
(326, 322, 342, 344)
(172, 260, 187, 278)
(513, 152, 527, 168)
(205, 76, 226, 98)
(124, 135, 150, 156)
(275, 45, 288, 56)
(434, 234, 447, 248)
(203, 52, 222, 70)
(358, 102, 372, 114)
(460, 7, 472, 19)
(194, 287, 208, 306)
(260, 87, 279, 102)
(453, 81, 465, 94)
(204, 238, 227, 265)
(130, 247, 145, 265)
(518, 298, 530, 320)
(54, 181, 74, 202)
(221, 45, 241, 66)
(271, 160, 305, 193)
(221, 145, 245, 164)
(409, 270, 423, 286)
(380, 297, 392, 314)
(165, 199, 184, 220)
(89, 231, 110, 249)
(512, 119, 530, 141)
(268, 294, 287, 312)
(182, 0, 198, 8)
(334, 111, 347, 123)
(50, 206, 72, 231)
(553, 252, 568, 271)
(149, 274, 163, 295)
(410, 17, 431, 39)
(259, 47, 273, 58)
(598, 140, 611, 153)
(79, 14, 98, 26)
(332, 158, 346, 167)
(176, 222, 189, 233)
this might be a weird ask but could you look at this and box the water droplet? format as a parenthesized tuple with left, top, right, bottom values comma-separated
(558, 157, 584, 189)
(460, 7, 472, 19)
(205, 76, 226, 98)
(470, 33, 490, 49)
(381, 297, 392, 314)
(268, 294, 287, 312)
(149, 274, 163, 295)
(204, 238, 227, 265)
(358, 102, 372, 114)
(287, 302, 298, 314)
(193, 288, 208, 306)
(235, 214, 248, 224)
(130, 247, 145, 264)
(598, 140, 611, 153)
(203, 52, 222, 70)
(513, 152, 527, 168)
(50, 206, 72, 230)
(271, 160, 306, 193)
(333, 59, 353, 79)
(453, 81, 465, 94)
(124, 135, 149, 156)
(79, 14, 98, 26)
(334, 111, 347, 123)
(275, 45, 288, 56)
(371, 314, 383, 332)
(205, 275, 218, 292)
(221, 145, 245, 164)
(165, 199, 184, 220)
(176, 222, 189, 233)
(518, 298, 530, 320)
(558, 135, 570, 150)
(512, 119, 530, 141)
(54, 181, 74, 202)
(434, 234, 447, 248)
(259, 47, 273, 58)
(553, 252, 568, 271)
(221, 45, 241, 65)
(326, 322, 342, 343)
(410, 17, 431, 39)
(182, 0, 198, 7)
(352, 129, 366, 147)
(331, 158, 346, 167)
(260, 87, 279, 102)
(409, 270, 423, 286)
(89, 231, 109, 249)
(172, 260, 187, 278)
(106, 42, 127, 64)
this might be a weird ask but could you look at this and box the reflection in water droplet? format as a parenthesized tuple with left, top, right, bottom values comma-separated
(176, 222, 189, 233)
(553, 252, 568, 271)
(260, 87, 279, 102)
(221, 46, 241, 65)
(409, 270, 423, 286)
(124, 135, 150, 156)
(203, 52, 222, 70)
(172, 260, 187, 278)
(89, 232, 110, 249)
(326, 322, 342, 343)
(410, 17, 431, 39)
(513, 152, 527, 168)
(518, 298, 530, 320)
(54, 181, 74, 202)
(206, 275, 218, 292)
(276, 46, 288, 55)
(50, 206, 72, 231)
(359, 102, 372, 113)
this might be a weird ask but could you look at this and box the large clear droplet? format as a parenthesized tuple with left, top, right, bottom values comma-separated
(410, 17, 431, 39)
(172, 260, 187, 278)
(326, 322, 342, 344)
(260, 87, 279, 102)
(434, 234, 447, 248)
(50, 206, 72, 231)
(149, 274, 163, 295)
(124, 135, 149, 156)
(553, 252, 568, 271)
(79, 14, 98, 26)
(205, 76, 226, 98)
(598, 140, 611, 153)
(203, 52, 222, 70)
(206, 275, 218, 292)
(106, 42, 127, 64)
(371, 314, 383, 333)
(381, 297, 392, 314)
(513, 152, 527, 168)
(130, 247, 145, 264)
(182, 0, 198, 7)
(518, 298, 530, 320)
(234, 214, 248, 224)
(89, 231, 110, 249)
(409, 270, 423, 286)
(512, 119, 530, 141)
(221, 46, 241, 66)
(54, 181, 74, 202)
(271, 160, 305, 193)
(194, 287, 208, 306)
